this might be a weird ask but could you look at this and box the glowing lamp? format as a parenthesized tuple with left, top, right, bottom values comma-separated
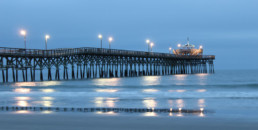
(98, 34, 102, 39)
(45, 35, 50, 39)
(146, 39, 150, 44)
(150, 42, 154, 47)
(108, 37, 113, 42)
(20, 30, 26, 36)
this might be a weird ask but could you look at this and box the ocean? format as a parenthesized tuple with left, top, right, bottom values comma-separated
(0, 70, 258, 118)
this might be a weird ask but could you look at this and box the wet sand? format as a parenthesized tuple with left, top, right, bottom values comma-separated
(0, 113, 257, 130)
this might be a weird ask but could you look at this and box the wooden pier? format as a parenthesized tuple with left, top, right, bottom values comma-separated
(0, 47, 215, 83)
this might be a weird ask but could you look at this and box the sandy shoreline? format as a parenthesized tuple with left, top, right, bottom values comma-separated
(0, 113, 257, 130)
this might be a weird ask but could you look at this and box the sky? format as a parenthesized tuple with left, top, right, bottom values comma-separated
(0, 0, 257, 70)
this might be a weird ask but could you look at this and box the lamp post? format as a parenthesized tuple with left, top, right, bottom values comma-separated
(150, 42, 154, 52)
(98, 34, 103, 48)
(108, 37, 113, 49)
(20, 30, 26, 49)
(45, 35, 50, 50)
(146, 39, 150, 52)
(199, 45, 203, 55)
(169, 47, 172, 54)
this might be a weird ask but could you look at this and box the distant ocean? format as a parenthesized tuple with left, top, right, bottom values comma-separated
(0, 70, 258, 117)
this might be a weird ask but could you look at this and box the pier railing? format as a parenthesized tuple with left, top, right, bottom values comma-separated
(0, 47, 215, 59)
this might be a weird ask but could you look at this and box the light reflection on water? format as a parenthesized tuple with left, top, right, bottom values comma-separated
(168, 100, 173, 107)
(93, 78, 121, 86)
(143, 98, 157, 108)
(17, 100, 29, 107)
(142, 89, 159, 93)
(106, 99, 116, 107)
(94, 97, 119, 107)
(40, 89, 55, 93)
(95, 89, 118, 93)
(14, 88, 31, 93)
(168, 89, 187, 93)
(196, 73, 208, 85)
(142, 76, 161, 86)
(174, 74, 187, 85)
(174, 74, 187, 80)
(198, 99, 205, 108)
(14, 96, 55, 107)
(15, 97, 31, 100)
(13, 82, 37, 87)
(13, 81, 61, 87)
(196, 89, 206, 92)
(2, 71, 217, 117)
(41, 97, 54, 100)
(42, 101, 52, 107)
(176, 99, 184, 108)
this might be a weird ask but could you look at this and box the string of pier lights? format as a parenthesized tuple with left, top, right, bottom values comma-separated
(147, 38, 172, 54)
(19, 30, 203, 53)
(98, 34, 113, 49)
(20, 29, 50, 50)
(145, 39, 154, 52)
(177, 43, 204, 50)
(19, 31, 113, 50)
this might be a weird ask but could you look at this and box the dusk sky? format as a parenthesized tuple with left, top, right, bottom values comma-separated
(0, 0, 257, 70)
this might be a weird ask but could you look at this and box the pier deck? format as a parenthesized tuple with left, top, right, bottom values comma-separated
(0, 47, 215, 83)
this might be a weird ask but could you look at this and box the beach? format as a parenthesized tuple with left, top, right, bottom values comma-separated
(1, 113, 258, 130)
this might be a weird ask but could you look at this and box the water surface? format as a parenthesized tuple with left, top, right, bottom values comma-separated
(0, 70, 257, 118)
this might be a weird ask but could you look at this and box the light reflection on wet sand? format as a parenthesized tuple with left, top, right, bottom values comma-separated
(142, 112, 158, 117)
(14, 110, 32, 114)
(41, 110, 53, 114)
(199, 112, 205, 117)
(42, 101, 52, 107)
(96, 111, 118, 115)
